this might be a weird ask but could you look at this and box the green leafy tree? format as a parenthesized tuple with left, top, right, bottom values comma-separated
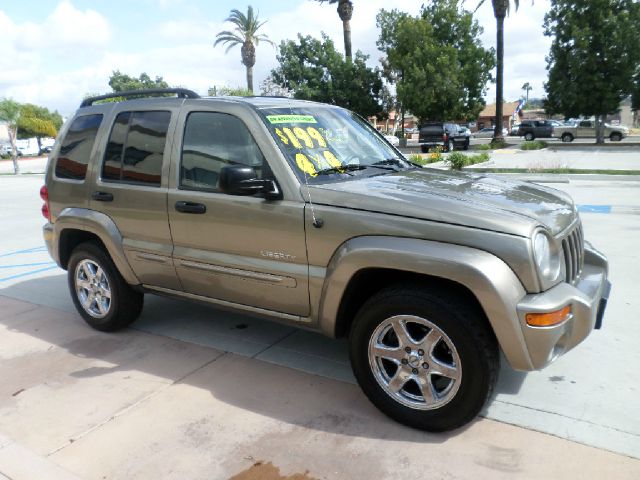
(270, 33, 383, 118)
(377, 2, 495, 123)
(476, 0, 521, 142)
(214, 6, 275, 93)
(544, 0, 640, 143)
(208, 86, 253, 96)
(0, 98, 22, 174)
(108, 71, 169, 92)
(315, 0, 354, 61)
(17, 104, 63, 152)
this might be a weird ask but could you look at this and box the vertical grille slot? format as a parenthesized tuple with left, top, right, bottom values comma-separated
(561, 221, 585, 284)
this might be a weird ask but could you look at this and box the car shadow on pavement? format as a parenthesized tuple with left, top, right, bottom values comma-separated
(1, 274, 527, 444)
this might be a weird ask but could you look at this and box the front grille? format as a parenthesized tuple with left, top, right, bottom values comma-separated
(561, 222, 585, 284)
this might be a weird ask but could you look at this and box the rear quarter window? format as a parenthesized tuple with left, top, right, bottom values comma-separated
(55, 114, 103, 180)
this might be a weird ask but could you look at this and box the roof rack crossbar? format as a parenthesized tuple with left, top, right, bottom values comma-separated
(80, 88, 200, 107)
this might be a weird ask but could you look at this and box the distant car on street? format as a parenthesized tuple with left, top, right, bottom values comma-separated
(473, 127, 508, 138)
(555, 120, 629, 142)
(419, 122, 469, 152)
(458, 126, 471, 137)
(384, 134, 400, 146)
(518, 120, 556, 141)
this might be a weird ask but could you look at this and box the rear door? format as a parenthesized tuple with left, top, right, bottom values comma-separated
(167, 105, 310, 316)
(89, 104, 181, 290)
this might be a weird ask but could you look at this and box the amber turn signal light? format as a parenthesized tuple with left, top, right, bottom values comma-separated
(526, 305, 572, 327)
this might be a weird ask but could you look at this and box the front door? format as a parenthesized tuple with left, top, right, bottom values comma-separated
(89, 106, 181, 290)
(167, 108, 309, 317)
(577, 120, 595, 138)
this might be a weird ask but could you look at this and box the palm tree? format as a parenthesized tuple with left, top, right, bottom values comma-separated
(316, 0, 354, 61)
(522, 82, 532, 103)
(214, 6, 274, 93)
(477, 0, 520, 142)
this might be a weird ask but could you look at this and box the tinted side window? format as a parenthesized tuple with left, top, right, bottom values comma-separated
(103, 112, 130, 181)
(102, 110, 170, 186)
(180, 112, 266, 192)
(55, 114, 103, 180)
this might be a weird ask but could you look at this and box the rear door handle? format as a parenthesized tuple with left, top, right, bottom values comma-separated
(175, 201, 206, 214)
(92, 191, 113, 202)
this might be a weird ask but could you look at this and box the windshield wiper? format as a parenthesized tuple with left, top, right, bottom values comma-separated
(315, 164, 368, 176)
(372, 158, 410, 171)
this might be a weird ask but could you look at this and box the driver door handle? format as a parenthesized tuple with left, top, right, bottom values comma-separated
(175, 201, 206, 214)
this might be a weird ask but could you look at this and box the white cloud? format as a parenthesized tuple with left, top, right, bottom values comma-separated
(0, 0, 554, 116)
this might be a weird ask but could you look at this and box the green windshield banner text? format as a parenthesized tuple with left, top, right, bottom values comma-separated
(267, 114, 317, 124)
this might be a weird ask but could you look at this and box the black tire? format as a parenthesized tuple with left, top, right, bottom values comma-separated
(524, 132, 535, 141)
(67, 242, 143, 332)
(420, 145, 428, 153)
(562, 133, 574, 143)
(463, 140, 470, 151)
(444, 141, 452, 152)
(610, 133, 622, 142)
(349, 285, 499, 432)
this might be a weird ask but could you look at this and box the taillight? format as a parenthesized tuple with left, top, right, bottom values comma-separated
(40, 185, 51, 221)
(443, 133, 449, 142)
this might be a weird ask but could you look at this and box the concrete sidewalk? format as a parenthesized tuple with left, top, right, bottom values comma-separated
(1, 295, 639, 480)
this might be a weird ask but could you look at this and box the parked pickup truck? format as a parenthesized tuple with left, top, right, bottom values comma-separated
(518, 120, 556, 141)
(555, 120, 629, 143)
(43, 89, 610, 433)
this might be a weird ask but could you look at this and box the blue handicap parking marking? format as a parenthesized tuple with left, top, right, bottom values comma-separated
(0, 246, 57, 283)
(578, 205, 612, 214)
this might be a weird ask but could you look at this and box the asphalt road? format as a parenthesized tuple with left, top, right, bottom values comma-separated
(0, 174, 639, 478)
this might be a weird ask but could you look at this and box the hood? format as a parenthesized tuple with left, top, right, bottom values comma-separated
(306, 168, 576, 237)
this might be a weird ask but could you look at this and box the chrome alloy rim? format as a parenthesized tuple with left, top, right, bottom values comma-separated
(75, 259, 111, 318)
(368, 315, 461, 410)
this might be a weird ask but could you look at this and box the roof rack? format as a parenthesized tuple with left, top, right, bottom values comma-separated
(80, 88, 200, 107)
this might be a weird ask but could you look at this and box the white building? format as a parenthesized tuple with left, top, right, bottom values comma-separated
(0, 122, 9, 144)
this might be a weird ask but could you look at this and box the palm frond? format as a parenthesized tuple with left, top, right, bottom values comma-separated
(214, 5, 274, 52)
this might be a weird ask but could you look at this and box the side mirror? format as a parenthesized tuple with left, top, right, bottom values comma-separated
(219, 165, 281, 199)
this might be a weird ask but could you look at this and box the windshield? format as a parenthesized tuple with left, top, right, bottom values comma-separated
(257, 106, 412, 183)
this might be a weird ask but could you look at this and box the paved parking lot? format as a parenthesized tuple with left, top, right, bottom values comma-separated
(1, 173, 639, 479)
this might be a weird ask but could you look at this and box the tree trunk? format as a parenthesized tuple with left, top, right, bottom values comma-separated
(8, 127, 19, 175)
(595, 115, 605, 144)
(494, 14, 505, 143)
(246, 65, 254, 94)
(342, 19, 352, 61)
(337, 0, 353, 62)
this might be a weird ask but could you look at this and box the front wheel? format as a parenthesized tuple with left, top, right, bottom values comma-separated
(524, 132, 535, 141)
(349, 286, 499, 432)
(610, 133, 622, 142)
(562, 133, 574, 143)
(68, 242, 143, 332)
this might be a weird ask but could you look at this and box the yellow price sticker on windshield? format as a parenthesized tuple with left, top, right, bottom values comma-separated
(267, 115, 317, 124)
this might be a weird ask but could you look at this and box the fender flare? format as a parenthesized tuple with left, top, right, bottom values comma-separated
(52, 208, 140, 285)
(317, 236, 534, 371)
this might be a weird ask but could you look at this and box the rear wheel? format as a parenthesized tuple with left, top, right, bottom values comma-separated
(524, 132, 535, 141)
(349, 285, 499, 432)
(420, 145, 428, 153)
(68, 242, 143, 331)
(610, 132, 622, 142)
(562, 133, 574, 143)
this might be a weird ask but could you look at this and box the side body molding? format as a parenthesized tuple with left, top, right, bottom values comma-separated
(317, 236, 534, 371)
(47, 207, 140, 285)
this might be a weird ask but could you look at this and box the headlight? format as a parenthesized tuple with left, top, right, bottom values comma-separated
(533, 231, 561, 281)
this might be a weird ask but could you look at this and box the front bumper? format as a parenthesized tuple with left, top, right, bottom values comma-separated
(516, 244, 610, 370)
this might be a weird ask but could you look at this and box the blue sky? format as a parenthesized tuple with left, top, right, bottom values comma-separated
(0, 0, 552, 116)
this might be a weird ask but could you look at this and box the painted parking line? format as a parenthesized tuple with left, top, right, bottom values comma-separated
(0, 246, 48, 257)
(0, 245, 57, 283)
(578, 205, 612, 214)
(0, 265, 58, 283)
